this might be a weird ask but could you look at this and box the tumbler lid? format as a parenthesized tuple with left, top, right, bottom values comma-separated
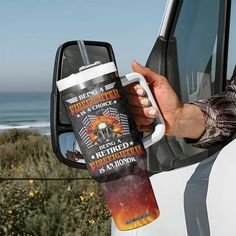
(57, 62, 117, 92)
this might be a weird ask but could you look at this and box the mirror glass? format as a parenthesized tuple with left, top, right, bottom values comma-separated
(59, 132, 86, 164)
(52, 41, 116, 169)
(59, 44, 113, 125)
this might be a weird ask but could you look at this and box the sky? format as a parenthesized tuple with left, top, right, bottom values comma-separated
(0, 0, 166, 92)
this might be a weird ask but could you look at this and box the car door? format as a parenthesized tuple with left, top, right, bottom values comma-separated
(112, 0, 234, 235)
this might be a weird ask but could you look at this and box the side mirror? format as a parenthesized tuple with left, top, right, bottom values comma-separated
(50, 40, 117, 169)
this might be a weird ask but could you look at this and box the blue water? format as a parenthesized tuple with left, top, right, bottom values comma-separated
(0, 92, 50, 135)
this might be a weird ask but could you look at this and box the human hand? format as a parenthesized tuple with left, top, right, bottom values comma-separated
(125, 61, 205, 139)
(125, 61, 182, 135)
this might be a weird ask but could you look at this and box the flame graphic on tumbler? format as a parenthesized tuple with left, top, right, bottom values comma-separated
(86, 115, 123, 144)
(101, 175, 160, 230)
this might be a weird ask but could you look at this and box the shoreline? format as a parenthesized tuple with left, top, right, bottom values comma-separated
(0, 126, 51, 136)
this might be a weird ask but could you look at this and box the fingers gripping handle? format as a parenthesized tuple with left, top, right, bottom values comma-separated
(121, 72, 165, 148)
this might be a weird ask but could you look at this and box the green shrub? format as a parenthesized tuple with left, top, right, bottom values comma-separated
(0, 130, 111, 236)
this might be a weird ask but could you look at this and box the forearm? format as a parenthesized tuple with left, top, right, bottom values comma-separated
(172, 104, 206, 139)
(189, 89, 236, 148)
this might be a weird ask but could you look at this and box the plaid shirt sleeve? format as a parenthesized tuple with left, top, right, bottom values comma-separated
(187, 70, 236, 149)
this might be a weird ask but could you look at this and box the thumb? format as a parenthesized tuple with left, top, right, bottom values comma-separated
(131, 61, 163, 86)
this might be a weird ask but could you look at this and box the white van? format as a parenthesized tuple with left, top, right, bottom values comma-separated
(112, 0, 236, 235)
(51, 0, 236, 235)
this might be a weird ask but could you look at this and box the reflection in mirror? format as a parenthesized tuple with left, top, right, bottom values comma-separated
(59, 132, 86, 165)
(61, 44, 112, 79)
(59, 44, 113, 125)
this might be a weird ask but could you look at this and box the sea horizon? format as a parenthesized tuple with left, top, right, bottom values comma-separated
(0, 90, 51, 93)
(0, 91, 51, 135)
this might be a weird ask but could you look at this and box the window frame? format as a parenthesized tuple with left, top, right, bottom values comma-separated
(226, 0, 236, 81)
(215, 0, 231, 93)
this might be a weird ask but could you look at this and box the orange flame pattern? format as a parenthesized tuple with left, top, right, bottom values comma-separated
(86, 115, 123, 143)
(100, 174, 160, 230)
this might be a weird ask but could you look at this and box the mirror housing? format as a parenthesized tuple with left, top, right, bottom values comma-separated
(50, 40, 117, 169)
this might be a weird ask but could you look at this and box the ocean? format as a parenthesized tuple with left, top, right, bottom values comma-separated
(0, 92, 50, 135)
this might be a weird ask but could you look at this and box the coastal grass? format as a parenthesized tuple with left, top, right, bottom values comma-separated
(0, 129, 111, 236)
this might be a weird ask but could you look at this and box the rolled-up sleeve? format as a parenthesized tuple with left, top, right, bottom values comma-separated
(187, 76, 236, 149)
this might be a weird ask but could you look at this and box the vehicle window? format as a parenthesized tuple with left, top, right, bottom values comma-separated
(148, 0, 223, 173)
(171, 0, 223, 160)
(171, 0, 220, 102)
(168, 0, 221, 159)
(227, 0, 236, 80)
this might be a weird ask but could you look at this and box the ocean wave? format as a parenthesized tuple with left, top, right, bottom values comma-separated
(0, 122, 50, 130)
(27, 122, 50, 128)
(0, 124, 31, 130)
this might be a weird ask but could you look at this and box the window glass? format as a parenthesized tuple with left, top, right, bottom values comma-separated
(148, 0, 222, 171)
(169, 0, 221, 159)
(173, 0, 220, 102)
(169, 0, 221, 160)
(227, 0, 236, 80)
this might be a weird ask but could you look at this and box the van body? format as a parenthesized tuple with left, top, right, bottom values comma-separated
(112, 0, 236, 235)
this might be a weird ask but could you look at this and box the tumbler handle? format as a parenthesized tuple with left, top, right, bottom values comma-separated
(121, 72, 165, 148)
